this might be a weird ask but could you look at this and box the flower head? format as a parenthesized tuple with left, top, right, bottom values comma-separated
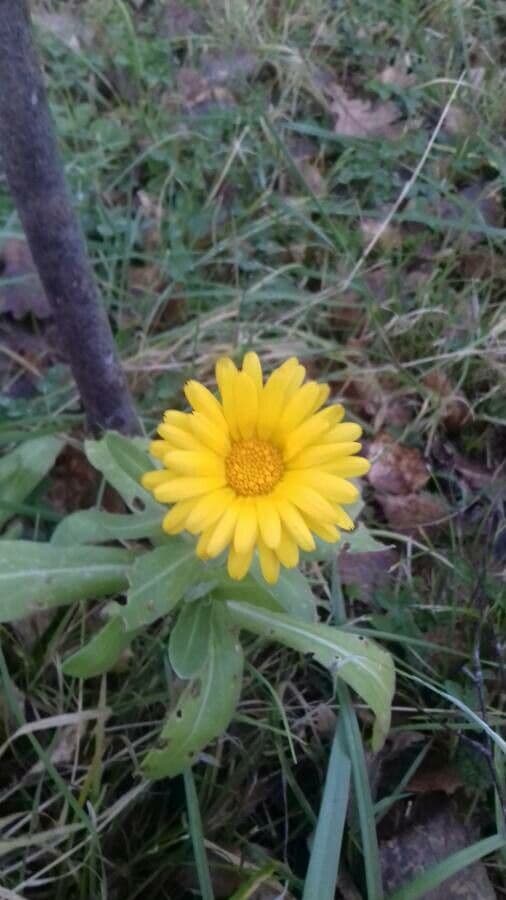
(142, 354, 370, 583)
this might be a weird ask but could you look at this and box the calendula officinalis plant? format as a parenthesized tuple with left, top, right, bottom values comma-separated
(0, 354, 394, 780)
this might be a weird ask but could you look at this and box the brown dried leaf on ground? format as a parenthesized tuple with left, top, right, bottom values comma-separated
(423, 371, 473, 431)
(177, 67, 236, 114)
(200, 51, 260, 88)
(433, 182, 503, 246)
(338, 544, 399, 600)
(378, 61, 416, 89)
(160, 0, 208, 38)
(46, 446, 100, 516)
(359, 208, 403, 249)
(368, 432, 429, 495)
(407, 765, 463, 796)
(326, 83, 403, 139)
(380, 804, 496, 897)
(0, 239, 51, 319)
(377, 491, 450, 537)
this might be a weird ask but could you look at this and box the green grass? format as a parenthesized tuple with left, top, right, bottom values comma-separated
(0, 0, 505, 896)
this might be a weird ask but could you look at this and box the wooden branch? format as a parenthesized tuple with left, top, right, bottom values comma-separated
(0, 0, 140, 435)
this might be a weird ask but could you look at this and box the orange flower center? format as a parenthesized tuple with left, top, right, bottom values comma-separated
(225, 439, 283, 496)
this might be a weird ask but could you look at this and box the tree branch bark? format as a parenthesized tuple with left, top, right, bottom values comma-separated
(0, 0, 140, 435)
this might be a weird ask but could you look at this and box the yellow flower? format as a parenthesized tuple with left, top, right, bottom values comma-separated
(142, 354, 370, 584)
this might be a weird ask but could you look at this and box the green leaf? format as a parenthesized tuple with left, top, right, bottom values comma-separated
(63, 615, 134, 678)
(169, 599, 213, 678)
(0, 542, 132, 623)
(226, 602, 395, 750)
(122, 541, 199, 631)
(143, 602, 243, 779)
(85, 432, 162, 512)
(215, 565, 315, 623)
(308, 522, 390, 562)
(0, 436, 63, 528)
(51, 508, 163, 546)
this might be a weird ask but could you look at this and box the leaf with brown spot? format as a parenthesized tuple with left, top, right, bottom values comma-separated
(0, 238, 51, 319)
(368, 432, 429, 495)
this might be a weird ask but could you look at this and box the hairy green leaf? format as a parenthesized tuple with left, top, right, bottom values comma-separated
(0, 436, 63, 528)
(63, 615, 134, 678)
(122, 541, 198, 631)
(85, 432, 162, 513)
(215, 565, 315, 623)
(51, 508, 163, 546)
(227, 602, 395, 750)
(169, 599, 213, 678)
(0, 542, 132, 623)
(143, 602, 243, 779)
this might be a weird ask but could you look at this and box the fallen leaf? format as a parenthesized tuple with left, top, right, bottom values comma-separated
(380, 804, 496, 897)
(407, 765, 463, 796)
(378, 62, 415, 89)
(360, 208, 403, 249)
(433, 182, 503, 246)
(177, 67, 236, 114)
(377, 491, 449, 536)
(200, 51, 260, 88)
(46, 445, 100, 516)
(33, 12, 95, 50)
(326, 83, 402, 139)
(423, 371, 473, 431)
(338, 545, 399, 600)
(160, 0, 208, 38)
(368, 433, 430, 495)
(0, 239, 52, 319)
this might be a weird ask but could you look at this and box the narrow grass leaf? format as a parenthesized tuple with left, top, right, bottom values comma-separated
(303, 724, 351, 900)
(227, 602, 395, 750)
(183, 768, 215, 900)
(0, 541, 132, 623)
(143, 602, 243, 779)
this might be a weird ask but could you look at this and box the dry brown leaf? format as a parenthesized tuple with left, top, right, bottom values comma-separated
(407, 765, 463, 796)
(360, 208, 403, 249)
(368, 433, 430, 495)
(0, 239, 51, 319)
(160, 0, 208, 37)
(433, 182, 503, 246)
(200, 51, 260, 88)
(327, 84, 402, 139)
(177, 67, 236, 114)
(339, 545, 399, 600)
(378, 62, 415, 89)
(423, 371, 473, 431)
(380, 804, 496, 898)
(377, 491, 449, 536)
(46, 445, 99, 516)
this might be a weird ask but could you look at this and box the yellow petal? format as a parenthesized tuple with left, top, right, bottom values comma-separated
(227, 545, 254, 580)
(234, 499, 258, 554)
(196, 525, 215, 559)
(257, 359, 301, 440)
(276, 381, 321, 435)
(280, 480, 339, 521)
(216, 357, 240, 439)
(154, 476, 225, 503)
(288, 442, 362, 469)
(142, 470, 172, 489)
(275, 529, 299, 567)
(185, 487, 235, 533)
(206, 501, 240, 557)
(333, 506, 355, 530)
(256, 496, 282, 549)
(304, 516, 341, 543)
(323, 423, 363, 444)
(320, 404, 345, 426)
(282, 413, 330, 461)
(156, 425, 201, 451)
(149, 440, 170, 460)
(275, 497, 316, 551)
(257, 538, 280, 584)
(293, 470, 359, 504)
(184, 380, 228, 429)
(234, 372, 258, 439)
(328, 457, 371, 477)
(162, 410, 191, 429)
(190, 412, 230, 456)
(162, 499, 196, 534)
(163, 449, 224, 477)
(242, 352, 263, 392)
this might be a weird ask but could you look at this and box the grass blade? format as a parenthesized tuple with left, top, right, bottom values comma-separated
(183, 767, 215, 900)
(302, 723, 351, 900)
